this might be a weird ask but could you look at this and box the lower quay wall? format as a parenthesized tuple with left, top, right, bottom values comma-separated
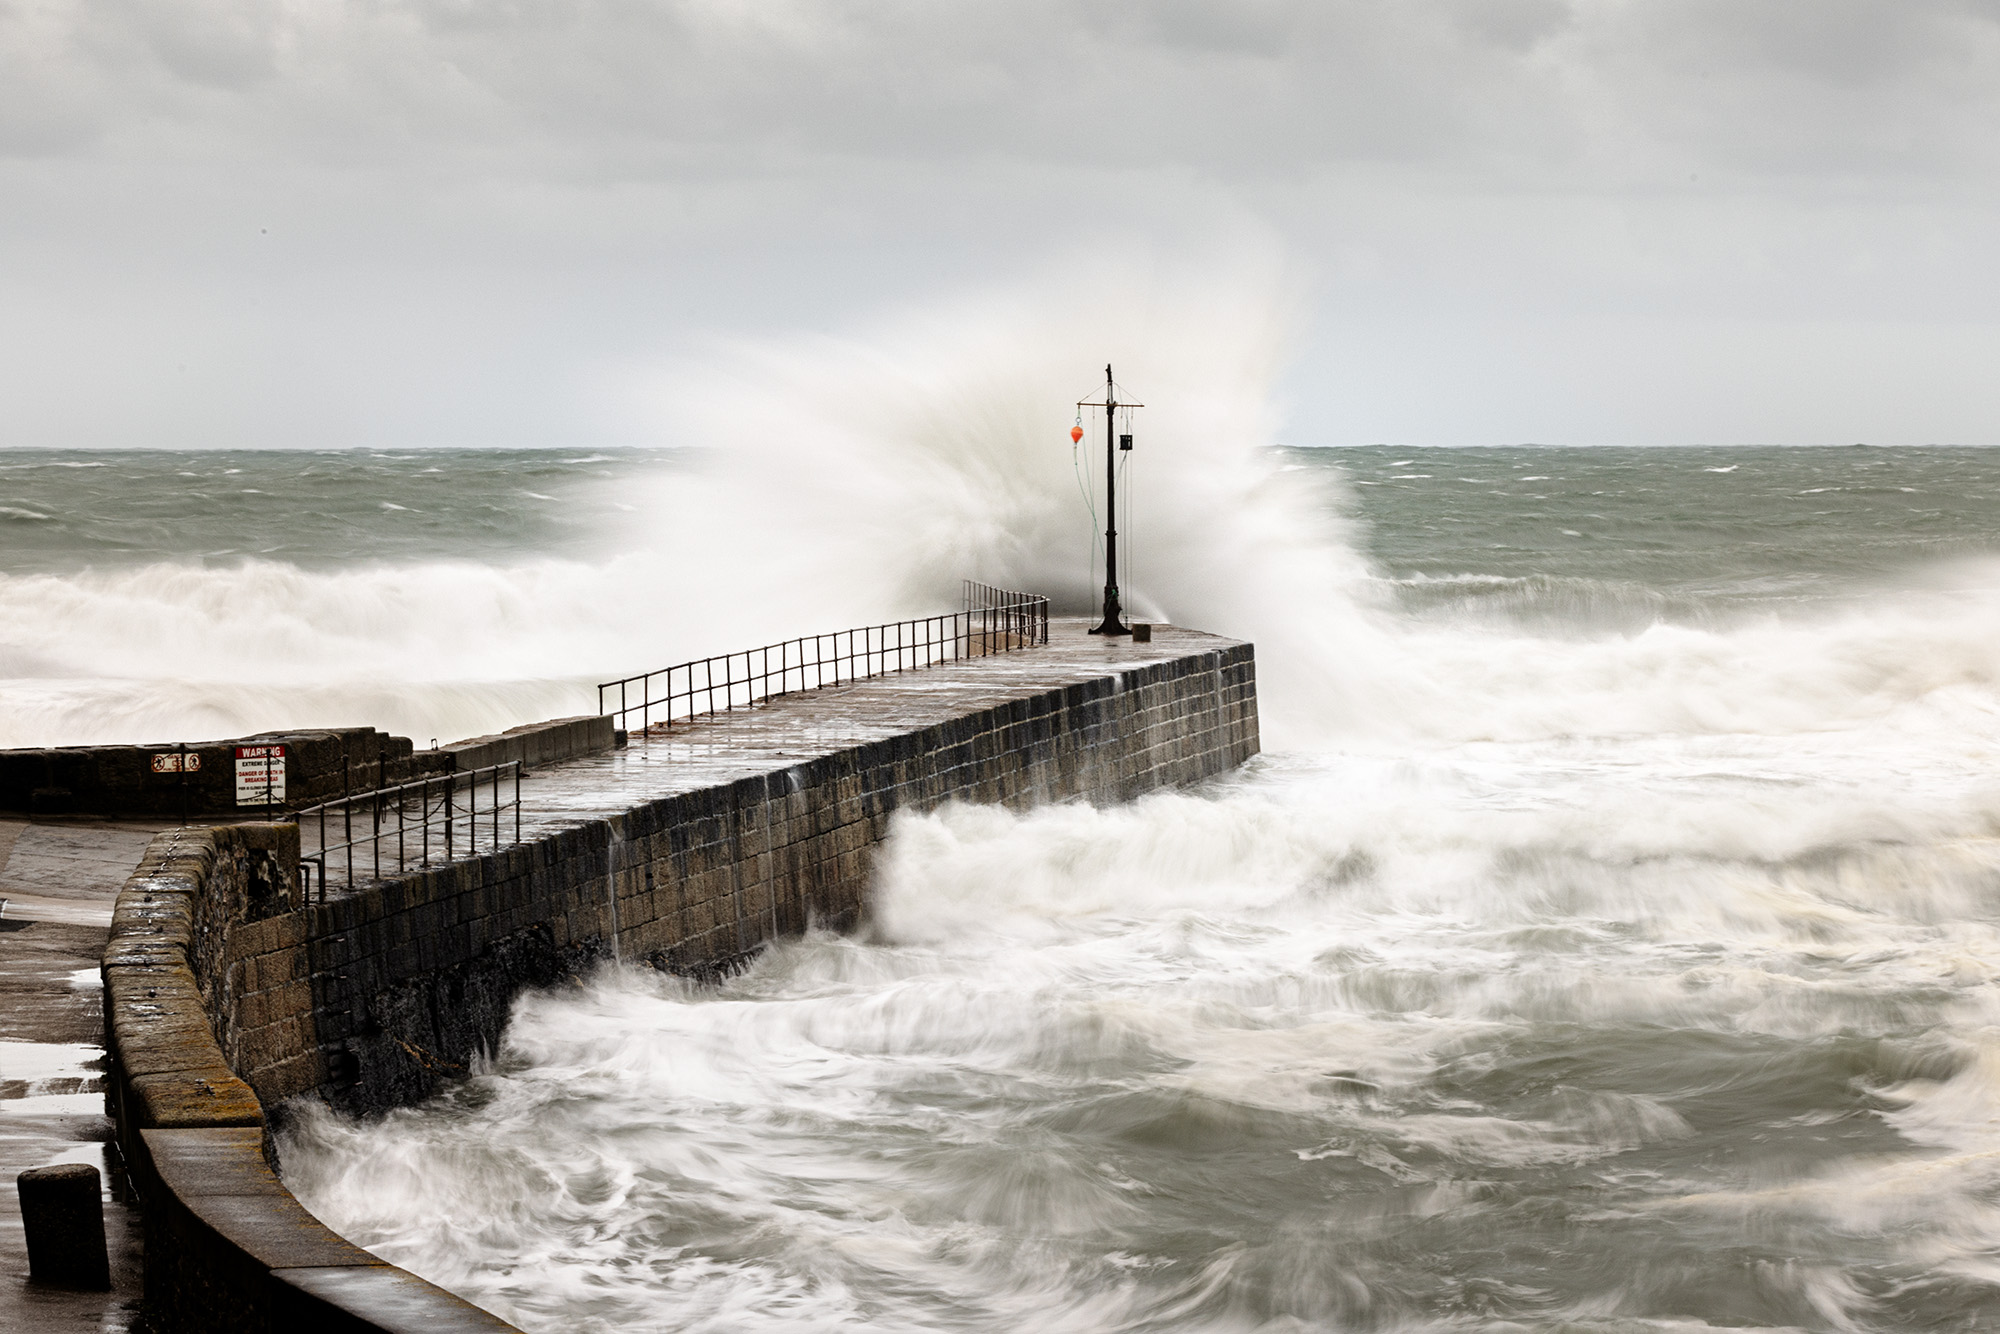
(6, 713, 615, 818)
(104, 641, 1257, 1334)
(11, 727, 422, 819)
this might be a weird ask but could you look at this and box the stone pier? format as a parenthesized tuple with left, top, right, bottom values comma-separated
(99, 618, 1259, 1332)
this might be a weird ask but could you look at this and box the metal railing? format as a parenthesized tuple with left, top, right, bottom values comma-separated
(297, 760, 522, 899)
(598, 580, 1050, 734)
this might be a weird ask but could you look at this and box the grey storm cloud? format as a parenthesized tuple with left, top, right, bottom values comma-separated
(11, 1, 2000, 177)
(5, 0, 2000, 448)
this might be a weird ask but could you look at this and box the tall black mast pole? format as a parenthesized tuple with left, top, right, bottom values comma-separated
(1091, 362, 1130, 635)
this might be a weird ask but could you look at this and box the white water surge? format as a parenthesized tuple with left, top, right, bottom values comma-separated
(0, 270, 1344, 748)
(13, 277, 2000, 1328)
(278, 692, 2000, 1329)
(275, 369, 2000, 1330)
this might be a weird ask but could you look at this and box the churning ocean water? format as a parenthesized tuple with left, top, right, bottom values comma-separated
(0, 448, 695, 749)
(164, 442, 1997, 1333)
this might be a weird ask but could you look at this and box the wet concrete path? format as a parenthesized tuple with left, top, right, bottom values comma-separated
(0, 817, 168, 1332)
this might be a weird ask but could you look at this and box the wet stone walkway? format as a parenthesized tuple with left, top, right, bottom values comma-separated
(0, 816, 165, 1332)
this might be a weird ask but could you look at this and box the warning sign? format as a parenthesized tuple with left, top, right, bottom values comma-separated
(151, 752, 202, 774)
(234, 745, 286, 806)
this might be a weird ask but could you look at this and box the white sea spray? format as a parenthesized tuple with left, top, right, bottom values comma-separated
(12, 280, 2000, 1328)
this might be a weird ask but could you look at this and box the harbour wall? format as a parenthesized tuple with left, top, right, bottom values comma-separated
(103, 635, 1258, 1333)
(3, 714, 616, 818)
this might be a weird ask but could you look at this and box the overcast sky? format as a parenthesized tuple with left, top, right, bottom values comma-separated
(6, 0, 2000, 448)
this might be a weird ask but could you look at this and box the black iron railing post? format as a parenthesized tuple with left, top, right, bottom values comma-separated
(294, 761, 520, 894)
(342, 743, 353, 889)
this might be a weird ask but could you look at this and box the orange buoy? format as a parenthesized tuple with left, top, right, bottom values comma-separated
(1070, 425, 1084, 444)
